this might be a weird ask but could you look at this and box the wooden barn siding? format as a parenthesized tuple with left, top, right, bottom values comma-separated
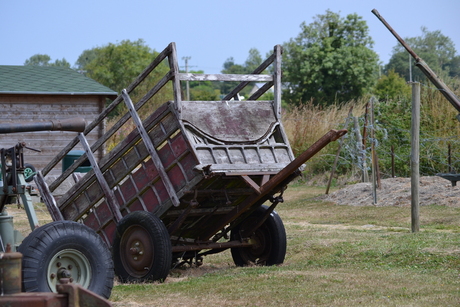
(0, 94, 107, 176)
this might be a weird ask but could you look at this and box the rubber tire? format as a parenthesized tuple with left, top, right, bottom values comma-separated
(18, 221, 114, 299)
(231, 205, 287, 266)
(23, 163, 36, 182)
(113, 211, 172, 283)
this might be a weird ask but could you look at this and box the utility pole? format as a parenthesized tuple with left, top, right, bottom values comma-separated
(182, 56, 191, 100)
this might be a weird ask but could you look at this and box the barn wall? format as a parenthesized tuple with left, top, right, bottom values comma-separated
(0, 94, 107, 177)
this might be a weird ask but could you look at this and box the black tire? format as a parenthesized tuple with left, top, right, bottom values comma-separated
(113, 211, 172, 283)
(23, 163, 36, 182)
(230, 205, 287, 266)
(18, 221, 114, 299)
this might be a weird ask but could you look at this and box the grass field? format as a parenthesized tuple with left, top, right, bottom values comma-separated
(11, 184, 460, 306)
(108, 184, 460, 307)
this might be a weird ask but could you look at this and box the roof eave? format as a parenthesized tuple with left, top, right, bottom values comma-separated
(0, 91, 118, 98)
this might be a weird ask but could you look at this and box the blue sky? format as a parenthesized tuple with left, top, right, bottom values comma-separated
(1, 0, 459, 74)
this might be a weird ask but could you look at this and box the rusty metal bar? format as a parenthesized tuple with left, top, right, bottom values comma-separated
(372, 9, 460, 113)
(0, 118, 86, 134)
(171, 239, 253, 252)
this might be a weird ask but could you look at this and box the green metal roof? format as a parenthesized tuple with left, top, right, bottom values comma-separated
(0, 65, 117, 96)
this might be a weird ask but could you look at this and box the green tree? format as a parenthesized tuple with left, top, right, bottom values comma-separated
(84, 39, 159, 92)
(24, 54, 70, 67)
(244, 48, 263, 73)
(181, 70, 220, 100)
(374, 69, 411, 101)
(282, 10, 379, 105)
(75, 49, 98, 74)
(220, 48, 264, 98)
(386, 27, 459, 81)
(79, 39, 172, 116)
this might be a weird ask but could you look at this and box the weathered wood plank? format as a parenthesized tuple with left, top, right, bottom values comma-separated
(178, 73, 272, 82)
(122, 90, 180, 206)
(49, 102, 171, 192)
(78, 133, 122, 222)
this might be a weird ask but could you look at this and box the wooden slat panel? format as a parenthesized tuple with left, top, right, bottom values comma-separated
(139, 187, 160, 212)
(101, 220, 117, 245)
(127, 198, 146, 212)
(83, 210, 100, 231)
(118, 177, 137, 203)
(95, 201, 114, 226)
(56, 103, 175, 206)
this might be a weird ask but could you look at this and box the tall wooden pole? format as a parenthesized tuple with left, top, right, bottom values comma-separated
(411, 82, 420, 232)
(370, 97, 377, 204)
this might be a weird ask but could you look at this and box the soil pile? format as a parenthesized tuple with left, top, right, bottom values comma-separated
(316, 176, 460, 207)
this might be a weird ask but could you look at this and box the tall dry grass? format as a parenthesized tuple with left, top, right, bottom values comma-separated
(282, 99, 367, 180)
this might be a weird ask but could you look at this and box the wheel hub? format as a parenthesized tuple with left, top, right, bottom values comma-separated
(47, 249, 91, 292)
(121, 225, 154, 277)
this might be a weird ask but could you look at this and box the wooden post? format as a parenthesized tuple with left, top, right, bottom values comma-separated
(411, 82, 420, 232)
(370, 97, 377, 204)
(391, 145, 395, 178)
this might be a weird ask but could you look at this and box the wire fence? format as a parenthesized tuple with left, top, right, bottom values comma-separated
(338, 106, 460, 181)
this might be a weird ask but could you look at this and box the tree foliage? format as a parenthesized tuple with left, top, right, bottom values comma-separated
(83, 39, 164, 93)
(386, 27, 460, 81)
(182, 70, 220, 100)
(78, 39, 172, 116)
(282, 10, 379, 105)
(220, 48, 264, 97)
(24, 54, 70, 67)
(374, 69, 411, 101)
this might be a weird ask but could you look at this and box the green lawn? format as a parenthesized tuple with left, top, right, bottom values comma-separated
(110, 185, 460, 306)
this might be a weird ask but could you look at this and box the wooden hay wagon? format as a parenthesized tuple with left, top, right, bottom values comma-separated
(34, 43, 346, 283)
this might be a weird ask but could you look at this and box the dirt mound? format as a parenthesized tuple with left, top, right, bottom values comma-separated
(316, 176, 460, 207)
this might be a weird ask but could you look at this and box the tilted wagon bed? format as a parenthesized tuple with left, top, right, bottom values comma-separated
(35, 43, 346, 282)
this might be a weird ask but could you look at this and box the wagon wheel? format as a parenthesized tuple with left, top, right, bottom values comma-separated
(23, 163, 36, 182)
(113, 211, 172, 283)
(230, 205, 287, 266)
(18, 221, 114, 299)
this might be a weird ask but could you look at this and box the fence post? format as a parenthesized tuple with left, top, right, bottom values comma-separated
(411, 82, 420, 232)
(370, 97, 378, 204)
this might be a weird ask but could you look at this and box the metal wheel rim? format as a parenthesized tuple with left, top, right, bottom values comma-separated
(120, 224, 155, 278)
(23, 167, 34, 180)
(47, 248, 92, 292)
(237, 223, 271, 265)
